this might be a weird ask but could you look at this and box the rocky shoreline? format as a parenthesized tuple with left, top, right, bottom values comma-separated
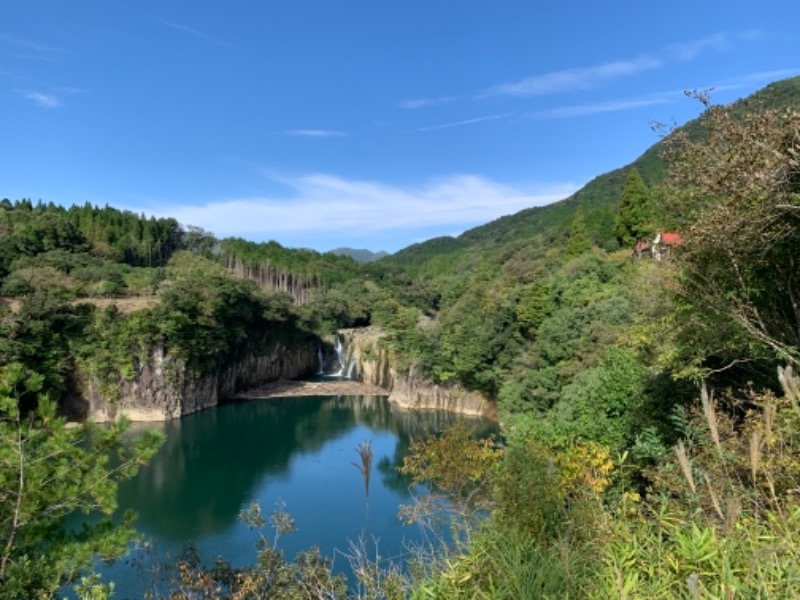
(232, 378, 388, 399)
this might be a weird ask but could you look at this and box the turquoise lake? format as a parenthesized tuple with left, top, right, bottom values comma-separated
(105, 394, 497, 597)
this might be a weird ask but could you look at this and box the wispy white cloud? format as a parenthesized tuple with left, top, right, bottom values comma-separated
(417, 113, 511, 131)
(528, 96, 674, 119)
(156, 173, 579, 242)
(0, 67, 28, 81)
(57, 86, 87, 95)
(0, 34, 56, 53)
(16, 90, 61, 108)
(528, 67, 800, 120)
(153, 19, 242, 50)
(702, 68, 800, 93)
(472, 32, 761, 101)
(284, 129, 347, 138)
(484, 55, 662, 98)
(399, 96, 457, 109)
(667, 33, 731, 61)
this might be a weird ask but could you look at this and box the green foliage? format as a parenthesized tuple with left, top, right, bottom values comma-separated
(596, 380, 800, 598)
(157, 500, 348, 599)
(399, 425, 500, 518)
(67, 202, 181, 267)
(74, 305, 143, 401)
(220, 236, 361, 293)
(410, 525, 581, 600)
(660, 92, 800, 371)
(565, 208, 593, 259)
(148, 261, 303, 372)
(514, 280, 551, 338)
(433, 288, 521, 396)
(499, 252, 634, 416)
(0, 363, 163, 598)
(0, 200, 181, 271)
(614, 167, 653, 246)
(0, 287, 92, 400)
(410, 369, 800, 599)
(405, 432, 611, 599)
(380, 236, 465, 273)
(515, 348, 646, 451)
(298, 279, 372, 333)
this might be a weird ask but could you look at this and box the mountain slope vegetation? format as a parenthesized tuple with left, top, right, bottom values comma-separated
(387, 76, 800, 272)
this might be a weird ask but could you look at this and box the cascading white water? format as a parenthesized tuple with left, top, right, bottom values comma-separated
(320, 334, 354, 379)
(333, 335, 345, 376)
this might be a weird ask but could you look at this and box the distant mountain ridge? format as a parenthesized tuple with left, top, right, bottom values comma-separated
(384, 76, 800, 268)
(329, 247, 390, 263)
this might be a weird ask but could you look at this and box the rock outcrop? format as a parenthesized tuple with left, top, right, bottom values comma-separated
(84, 339, 316, 422)
(339, 327, 494, 419)
(389, 366, 493, 418)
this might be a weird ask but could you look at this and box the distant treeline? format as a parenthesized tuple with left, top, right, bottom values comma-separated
(0, 199, 181, 273)
(0, 199, 365, 302)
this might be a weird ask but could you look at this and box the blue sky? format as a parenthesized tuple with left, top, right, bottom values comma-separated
(2, 1, 799, 253)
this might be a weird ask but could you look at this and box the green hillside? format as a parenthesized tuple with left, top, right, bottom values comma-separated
(386, 76, 800, 270)
(462, 76, 800, 247)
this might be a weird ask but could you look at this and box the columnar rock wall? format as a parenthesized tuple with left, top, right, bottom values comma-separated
(389, 366, 491, 417)
(339, 327, 494, 419)
(84, 340, 316, 422)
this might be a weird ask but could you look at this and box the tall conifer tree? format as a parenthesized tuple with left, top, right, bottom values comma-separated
(614, 167, 653, 247)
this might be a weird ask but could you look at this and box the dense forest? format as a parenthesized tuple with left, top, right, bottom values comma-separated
(2, 76, 800, 598)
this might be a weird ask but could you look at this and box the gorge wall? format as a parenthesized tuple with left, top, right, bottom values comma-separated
(82, 338, 317, 423)
(339, 327, 494, 419)
(79, 325, 492, 422)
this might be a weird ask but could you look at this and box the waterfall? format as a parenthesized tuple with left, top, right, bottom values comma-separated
(333, 335, 345, 376)
(319, 333, 353, 378)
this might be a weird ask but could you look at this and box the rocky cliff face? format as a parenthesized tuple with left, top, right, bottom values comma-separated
(84, 339, 316, 422)
(390, 366, 493, 418)
(339, 327, 494, 419)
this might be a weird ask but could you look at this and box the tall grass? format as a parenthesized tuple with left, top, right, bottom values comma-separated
(353, 439, 374, 501)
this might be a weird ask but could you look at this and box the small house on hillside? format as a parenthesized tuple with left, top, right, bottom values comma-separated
(652, 232, 682, 261)
(631, 232, 683, 261)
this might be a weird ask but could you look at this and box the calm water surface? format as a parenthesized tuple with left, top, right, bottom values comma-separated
(107, 395, 497, 596)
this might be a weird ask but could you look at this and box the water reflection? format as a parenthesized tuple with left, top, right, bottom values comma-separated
(120, 396, 495, 542)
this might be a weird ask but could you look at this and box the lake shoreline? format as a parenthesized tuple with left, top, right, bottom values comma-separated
(231, 378, 388, 399)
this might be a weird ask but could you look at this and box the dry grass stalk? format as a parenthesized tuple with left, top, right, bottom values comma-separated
(686, 572, 701, 599)
(762, 396, 775, 442)
(778, 365, 800, 415)
(724, 497, 741, 534)
(353, 440, 374, 500)
(701, 384, 721, 451)
(703, 473, 724, 520)
(749, 431, 762, 485)
(675, 441, 696, 494)
(764, 473, 780, 510)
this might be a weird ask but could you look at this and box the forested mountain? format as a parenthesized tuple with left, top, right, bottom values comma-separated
(386, 76, 800, 271)
(328, 247, 390, 262)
